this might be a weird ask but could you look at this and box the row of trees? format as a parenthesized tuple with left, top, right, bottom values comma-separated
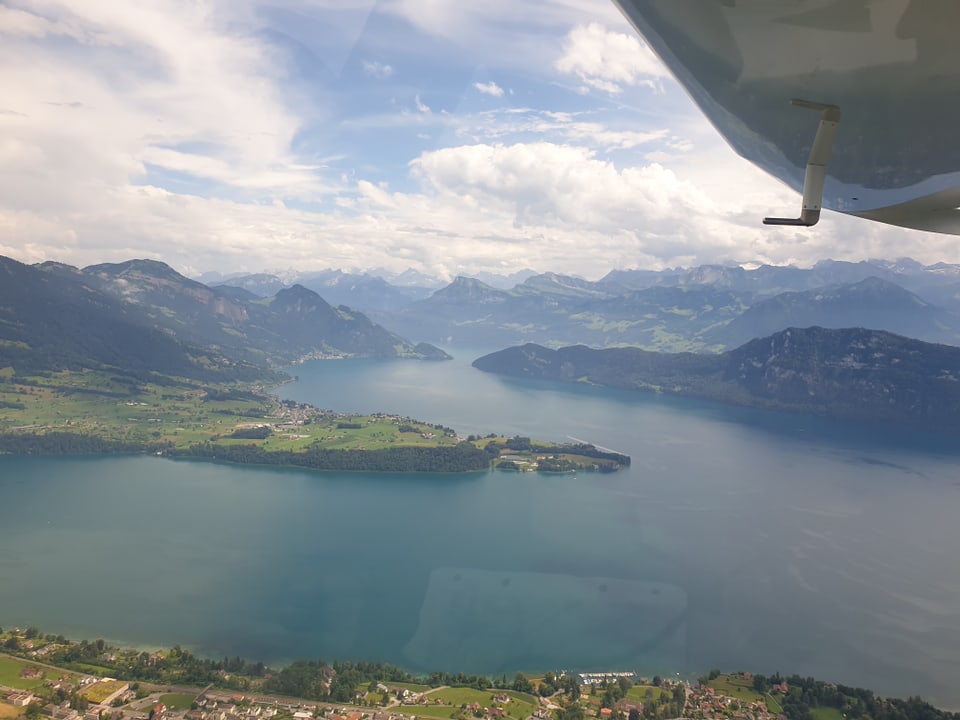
(38, 638, 263, 688)
(266, 660, 417, 700)
(0, 431, 168, 455)
(749, 674, 960, 720)
(176, 440, 491, 473)
(491, 437, 630, 467)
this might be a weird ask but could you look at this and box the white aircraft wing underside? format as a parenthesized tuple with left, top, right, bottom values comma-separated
(611, 0, 960, 234)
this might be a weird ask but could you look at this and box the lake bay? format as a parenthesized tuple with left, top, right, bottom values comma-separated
(2, 352, 960, 705)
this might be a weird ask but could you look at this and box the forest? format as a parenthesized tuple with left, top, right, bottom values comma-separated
(173, 439, 491, 473)
(748, 673, 959, 720)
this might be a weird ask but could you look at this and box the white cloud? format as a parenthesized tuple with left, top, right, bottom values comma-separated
(0, 133, 951, 281)
(409, 142, 714, 231)
(473, 81, 504, 97)
(1, 0, 954, 282)
(0, 0, 327, 202)
(378, 0, 628, 71)
(362, 60, 394, 79)
(555, 22, 669, 94)
(454, 108, 669, 152)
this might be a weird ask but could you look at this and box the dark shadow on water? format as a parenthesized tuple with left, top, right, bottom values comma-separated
(485, 372, 960, 459)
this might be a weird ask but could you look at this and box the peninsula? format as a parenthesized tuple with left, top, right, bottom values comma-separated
(0, 371, 628, 474)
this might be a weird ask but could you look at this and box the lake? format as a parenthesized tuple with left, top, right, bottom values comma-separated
(2, 351, 960, 706)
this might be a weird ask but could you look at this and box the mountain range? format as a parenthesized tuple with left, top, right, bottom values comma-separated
(7, 252, 960, 432)
(211, 259, 960, 352)
(0, 256, 448, 381)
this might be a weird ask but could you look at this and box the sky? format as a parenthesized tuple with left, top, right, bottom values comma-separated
(1, 0, 959, 281)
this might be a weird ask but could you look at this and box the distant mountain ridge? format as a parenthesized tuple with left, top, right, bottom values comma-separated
(212, 269, 433, 312)
(472, 327, 960, 432)
(194, 258, 960, 354)
(0, 256, 259, 381)
(0, 255, 449, 379)
(713, 277, 957, 348)
(378, 258, 960, 351)
(10, 253, 960, 382)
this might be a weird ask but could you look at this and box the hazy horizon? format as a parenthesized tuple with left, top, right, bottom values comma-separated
(6, 250, 960, 287)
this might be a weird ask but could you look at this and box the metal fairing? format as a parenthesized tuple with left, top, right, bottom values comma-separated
(611, 0, 960, 233)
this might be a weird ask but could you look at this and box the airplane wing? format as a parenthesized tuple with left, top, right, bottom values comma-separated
(611, 0, 960, 233)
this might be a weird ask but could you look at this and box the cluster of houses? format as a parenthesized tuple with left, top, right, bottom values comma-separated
(190, 694, 464, 720)
(178, 692, 279, 720)
(457, 693, 514, 720)
(189, 692, 412, 720)
(686, 685, 784, 720)
(1, 650, 796, 720)
(0, 692, 118, 720)
(1, 667, 127, 719)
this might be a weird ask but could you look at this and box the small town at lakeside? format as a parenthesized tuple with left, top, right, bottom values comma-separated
(0, 627, 954, 720)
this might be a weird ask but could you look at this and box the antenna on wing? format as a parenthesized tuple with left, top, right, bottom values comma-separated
(763, 99, 842, 227)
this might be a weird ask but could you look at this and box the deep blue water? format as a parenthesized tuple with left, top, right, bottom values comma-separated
(2, 352, 960, 705)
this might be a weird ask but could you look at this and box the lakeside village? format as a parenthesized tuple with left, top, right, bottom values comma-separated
(2, 628, 954, 720)
(0, 629, 779, 720)
(1, 657, 767, 720)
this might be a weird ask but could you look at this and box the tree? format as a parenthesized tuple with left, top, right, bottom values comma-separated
(513, 673, 533, 694)
(559, 705, 585, 720)
(628, 710, 641, 720)
(71, 694, 90, 712)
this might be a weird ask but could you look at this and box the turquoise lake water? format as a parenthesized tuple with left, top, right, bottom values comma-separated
(2, 352, 960, 705)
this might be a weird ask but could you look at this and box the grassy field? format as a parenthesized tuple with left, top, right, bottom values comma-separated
(765, 695, 783, 714)
(500, 691, 539, 706)
(420, 688, 535, 720)
(0, 655, 51, 690)
(395, 706, 458, 719)
(811, 707, 844, 720)
(0, 371, 461, 452)
(70, 663, 110, 676)
(0, 704, 23, 719)
(426, 688, 493, 706)
(707, 675, 775, 708)
(81, 679, 127, 703)
(158, 693, 197, 711)
(626, 686, 671, 703)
